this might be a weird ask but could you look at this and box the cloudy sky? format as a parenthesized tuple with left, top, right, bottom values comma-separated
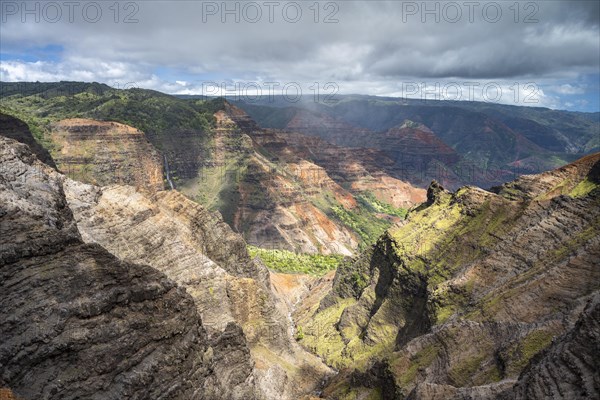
(1, 0, 599, 111)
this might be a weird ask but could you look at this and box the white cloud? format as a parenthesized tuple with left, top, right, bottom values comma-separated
(551, 84, 587, 95)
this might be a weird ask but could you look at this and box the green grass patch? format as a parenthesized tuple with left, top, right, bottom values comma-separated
(300, 297, 357, 369)
(570, 177, 599, 198)
(395, 343, 441, 388)
(448, 353, 487, 387)
(356, 191, 408, 219)
(504, 328, 556, 375)
(331, 204, 392, 250)
(248, 245, 343, 276)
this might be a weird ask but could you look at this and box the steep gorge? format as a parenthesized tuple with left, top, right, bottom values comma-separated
(178, 103, 426, 255)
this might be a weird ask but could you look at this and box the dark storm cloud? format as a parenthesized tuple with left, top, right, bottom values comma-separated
(0, 1, 598, 94)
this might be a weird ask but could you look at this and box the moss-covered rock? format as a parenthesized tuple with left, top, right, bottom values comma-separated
(312, 155, 600, 397)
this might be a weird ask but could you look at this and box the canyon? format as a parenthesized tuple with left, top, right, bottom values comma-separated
(0, 82, 598, 399)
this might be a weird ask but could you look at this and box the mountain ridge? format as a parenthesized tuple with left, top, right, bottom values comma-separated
(297, 152, 600, 398)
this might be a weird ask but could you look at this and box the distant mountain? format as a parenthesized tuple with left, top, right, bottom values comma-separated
(236, 95, 599, 189)
(279, 108, 468, 188)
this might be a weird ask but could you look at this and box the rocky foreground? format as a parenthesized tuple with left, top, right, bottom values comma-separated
(0, 137, 218, 399)
(0, 135, 331, 399)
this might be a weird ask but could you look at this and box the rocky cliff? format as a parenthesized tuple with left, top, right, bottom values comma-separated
(48, 119, 164, 193)
(499, 293, 599, 400)
(64, 180, 332, 399)
(277, 131, 426, 209)
(299, 153, 600, 399)
(178, 107, 360, 255)
(0, 137, 218, 399)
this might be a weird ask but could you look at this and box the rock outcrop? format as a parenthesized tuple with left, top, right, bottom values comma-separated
(0, 137, 217, 399)
(0, 113, 56, 168)
(501, 293, 600, 400)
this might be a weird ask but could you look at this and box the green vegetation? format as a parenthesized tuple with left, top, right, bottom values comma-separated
(298, 297, 358, 369)
(517, 329, 555, 366)
(295, 326, 304, 341)
(247, 245, 343, 276)
(0, 83, 224, 144)
(389, 190, 464, 279)
(570, 177, 599, 198)
(350, 271, 369, 293)
(497, 328, 557, 377)
(299, 290, 398, 369)
(309, 189, 405, 250)
(331, 204, 392, 250)
(332, 387, 382, 400)
(394, 343, 441, 387)
(432, 283, 472, 325)
(365, 388, 384, 400)
(356, 191, 408, 219)
(448, 353, 487, 386)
